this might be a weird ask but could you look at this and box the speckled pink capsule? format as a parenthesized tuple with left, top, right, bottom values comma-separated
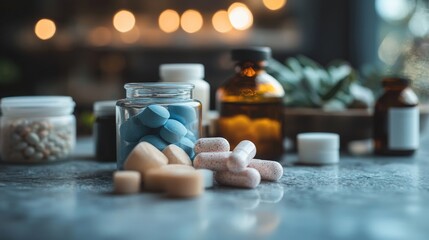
(227, 140, 256, 173)
(215, 168, 261, 189)
(248, 159, 283, 181)
(194, 137, 230, 154)
(193, 152, 231, 171)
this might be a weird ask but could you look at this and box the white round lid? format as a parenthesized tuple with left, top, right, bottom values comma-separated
(297, 132, 340, 150)
(160, 63, 204, 82)
(1, 96, 75, 117)
(94, 100, 116, 116)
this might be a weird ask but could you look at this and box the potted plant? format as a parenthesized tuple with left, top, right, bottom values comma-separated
(266, 56, 375, 150)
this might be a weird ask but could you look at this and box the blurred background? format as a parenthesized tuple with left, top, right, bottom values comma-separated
(0, 0, 428, 134)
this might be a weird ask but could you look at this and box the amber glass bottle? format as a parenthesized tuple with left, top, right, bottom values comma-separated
(373, 77, 419, 156)
(216, 47, 285, 160)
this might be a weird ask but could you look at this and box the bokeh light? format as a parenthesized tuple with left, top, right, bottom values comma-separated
(228, 3, 253, 30)
(375, 0, 415, 22)
(113, 10, 136, 33)
(408, 9, 429, 37)
(212, 10, 233, 33)
(88, 27, 112, 46)
(159, 9, 180, 33)
(181, 9, 203, 33)
(34, 19, 56, 40)
(120, 27, 140, 44)
(378, 32, 407, 65)
(262, 0, 287, 11)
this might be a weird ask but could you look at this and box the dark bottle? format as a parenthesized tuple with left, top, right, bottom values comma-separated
(373, 77, 419, 156)
(94, 101, 117, 162)
(216, 47, 285, 160)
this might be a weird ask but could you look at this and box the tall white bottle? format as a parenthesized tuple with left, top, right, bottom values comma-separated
(160, 64, 210, 131)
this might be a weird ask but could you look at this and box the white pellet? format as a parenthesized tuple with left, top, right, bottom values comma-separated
(215, 168, 261, 189)
(113, 171, 141, 194)
(248, 159, 283, 181)
(25, 133, 40, 145)
(193, 152, 230, 171)
(162, 144, 192, 166)
(194, 137, 230, 154)
(227, 140, 256, 173)
(196, 169, 214, 188)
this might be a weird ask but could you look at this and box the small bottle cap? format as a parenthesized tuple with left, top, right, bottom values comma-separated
(94, 100, 116, 117)
(231, 47, 271, 62)
(160, 64, 204, 82)
(382, 77, 410, 87)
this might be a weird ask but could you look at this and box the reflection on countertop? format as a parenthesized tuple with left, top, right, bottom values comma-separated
(1, 137, 429, 240)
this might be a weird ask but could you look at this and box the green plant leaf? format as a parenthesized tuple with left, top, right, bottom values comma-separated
(297, 55, 324, 70)
(285, 57, 304, 79)
(321, 70, 357, 101)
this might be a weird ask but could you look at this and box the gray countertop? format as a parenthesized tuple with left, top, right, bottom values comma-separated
(1, 137, 429, 240)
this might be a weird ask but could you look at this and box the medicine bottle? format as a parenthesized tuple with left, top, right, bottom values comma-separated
(160, 64, 210, 135)
(373, 77, 419, 156)
(93, 100, 116, 162)
(0, 96, 76, 163)
(116, 83, 201, 169)
(216, 47, 285, 159)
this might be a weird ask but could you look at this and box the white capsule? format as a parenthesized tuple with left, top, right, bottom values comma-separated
(193, 152, 230, 171)
(215, 168, 261, 189)
(194, 137, 230, 154)
(248, 159, 283, 181)
(227, 140, 256, 173)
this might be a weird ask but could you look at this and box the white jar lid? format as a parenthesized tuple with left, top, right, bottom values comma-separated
(160, 63, 204, 82)
(297, 133, 339, 150)
(1, 96, 75, 117)
(94, 100, 116, 117)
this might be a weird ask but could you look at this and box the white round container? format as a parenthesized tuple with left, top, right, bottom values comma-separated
(297, 133, 340, 165)
(0, 96, 76, 163)
(160, 64, 210, 127)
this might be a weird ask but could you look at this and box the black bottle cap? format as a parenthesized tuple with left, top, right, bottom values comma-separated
(231, 47, 271, 62)
(382, 77, 410, 87)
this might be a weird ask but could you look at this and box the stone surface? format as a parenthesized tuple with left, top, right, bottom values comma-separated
(1, 137, 429, 240)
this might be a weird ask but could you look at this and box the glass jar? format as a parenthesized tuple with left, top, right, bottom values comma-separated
(216, 47, 285, 160)
(373, 77, 419, 155)
(116, 83, 201, 169)
(0, 96, 76, 163)
(93, 100, 116, 162)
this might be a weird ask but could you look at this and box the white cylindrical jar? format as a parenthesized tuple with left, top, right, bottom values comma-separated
(297, 133, 340, 165)
(160, 64, 210, 129)
(0, 96, 76, 163)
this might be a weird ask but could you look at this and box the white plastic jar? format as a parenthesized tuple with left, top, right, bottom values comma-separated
(0, 96, 76, 163)
(159, 64, 210, 128)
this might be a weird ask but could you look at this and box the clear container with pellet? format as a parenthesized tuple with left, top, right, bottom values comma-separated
(116, 83, 202, 170)
(0, 96, 76, 163)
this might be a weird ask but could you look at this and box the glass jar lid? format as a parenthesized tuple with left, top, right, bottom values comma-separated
(1, 96, 75, 117)
(125, 82, 195, 99)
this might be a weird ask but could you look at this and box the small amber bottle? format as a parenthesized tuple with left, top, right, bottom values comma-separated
(373, 77, 419, 156)
(216, 47, 285, 160)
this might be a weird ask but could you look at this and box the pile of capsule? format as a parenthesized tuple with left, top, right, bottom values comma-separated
(119, 104, 198, 168)
(113, 137, 283, 197)
(194, 137, 283, 188)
